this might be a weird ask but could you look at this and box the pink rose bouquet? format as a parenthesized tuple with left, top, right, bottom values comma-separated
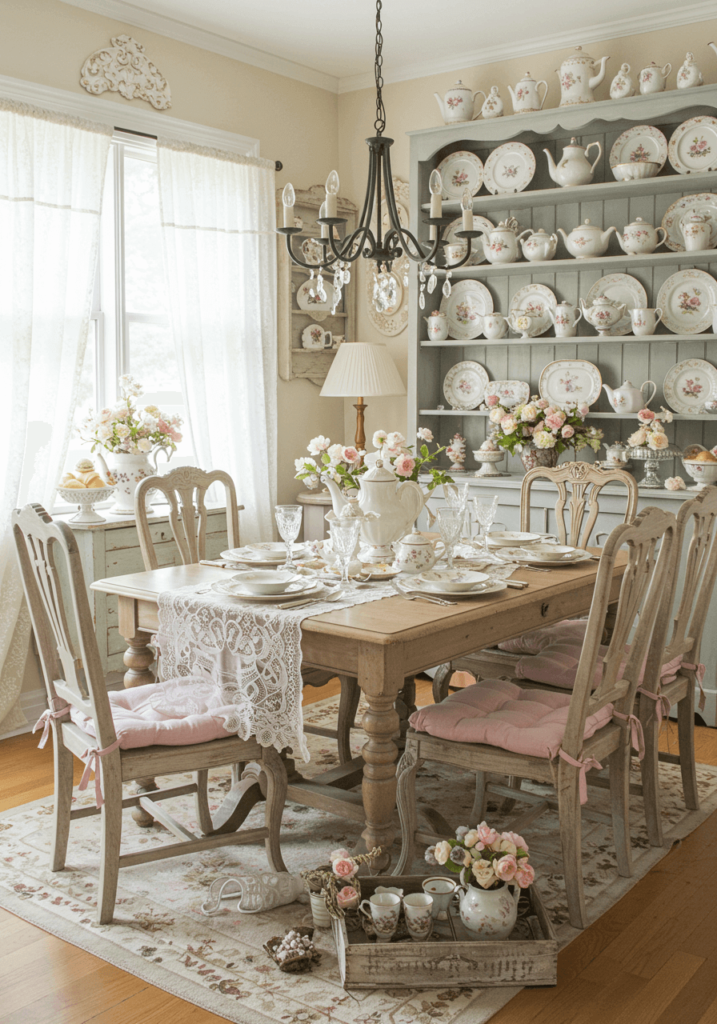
(330, 847, 359, 881)
(336, 885, 360, 910)
(628, 407, 674, 454)
(80, 375, 182, 456)
(482, 394, 602, 458)
(426, 821, 533, 891)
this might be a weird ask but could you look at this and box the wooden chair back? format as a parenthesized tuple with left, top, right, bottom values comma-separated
(561, 506, 676, 760)
(135, 466, 241, 571)
(520, 462, 638, 549)
(12, 504, 117, 752)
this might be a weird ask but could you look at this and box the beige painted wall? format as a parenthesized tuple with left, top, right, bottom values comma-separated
(337, 19, 717, 449)
(0, 0, 345, 505)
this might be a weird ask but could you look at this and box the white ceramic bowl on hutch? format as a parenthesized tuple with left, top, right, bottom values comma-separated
(611, 162, 660, 181)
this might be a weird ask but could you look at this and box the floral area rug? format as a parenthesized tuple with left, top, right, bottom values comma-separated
(1, 694, 717, 1024)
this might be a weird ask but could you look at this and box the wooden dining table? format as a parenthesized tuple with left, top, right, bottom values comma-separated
(91, 551, 625, 869)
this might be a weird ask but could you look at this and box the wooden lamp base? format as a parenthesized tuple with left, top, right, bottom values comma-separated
(353, 397, 366, 453)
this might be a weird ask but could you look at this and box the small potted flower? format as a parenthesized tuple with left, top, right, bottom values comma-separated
(483, 395, 603, 473)
(301, 846, 381, 930)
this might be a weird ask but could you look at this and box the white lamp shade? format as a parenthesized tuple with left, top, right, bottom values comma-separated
(320, 343, 406, 398)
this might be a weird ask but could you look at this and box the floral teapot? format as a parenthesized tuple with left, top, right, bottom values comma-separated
(479, 217, 530, 264)
(580, 295, 627, 335)
(544, 137, 602, 188)
(520, 228, 558, 262)
(610, 63, 636, 99)
(618, 216, 667, 255)
(392, 531, 445, 574)
(503, 308, 542, 338)
(602, 379, 657, 413)
(677, 52, 704, 89)
(557, 219, 617, 259)
(474, 85, 504, 118)
(558, 46, 610, 106)
(507, 72, 548, 114)
(434, 80, 481, 124)
(322, 460, 426, 564)
(639, 61, 672, 95)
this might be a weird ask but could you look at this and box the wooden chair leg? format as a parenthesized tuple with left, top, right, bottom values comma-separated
(50, 737, 74, 872)
(261, 747, 288, 874)
(557, 763, 588, 929)
(469, 771, 488, 824)
(394, 747, 423, 875)
(193, 769, 214, 836)
(97, 762, 123, 925)
(639, 700, 664, 848)
(609, 743, 632, 878)
(432, 664, 453, 705)
(337, 675, 361, 764)
(499, 776, 523, 815)
(677, 690, 699, 811)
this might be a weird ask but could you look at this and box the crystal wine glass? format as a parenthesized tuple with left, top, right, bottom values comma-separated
(330, 518, 361, 591)
(275, 504, 303, 570)
(436, 507, 463, 569)
(443, 480, 472, 546)
(473, 495, 500, 556)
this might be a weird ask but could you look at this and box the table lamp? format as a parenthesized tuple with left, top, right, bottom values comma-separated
(320, 342, 406, 451)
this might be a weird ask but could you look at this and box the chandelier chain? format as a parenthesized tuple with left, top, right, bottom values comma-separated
(374, 0, 386, 135)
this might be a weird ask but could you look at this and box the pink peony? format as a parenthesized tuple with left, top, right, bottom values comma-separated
(332, 856, 358, 880)
(545, 413, 565, 432)
(394, 453, 416, 478)
(502, 831, 528, 852)
(494, 854, 518, 882)
(500, 415, 518, 434)
(514, 863, 535, 888)
(637, 408, 655, 423)
(330, 847, 350, 860)
(475, 822, 500, 847)
(158, 418, 170, 434)
(561, 424, 575, 439)
(342, 446, 360, 464)
(578, 403, 590, 418)
(486, 394, 500, 407)
(648, 431, 669, 450)
(336, 886, 359, 909)
(536, 398, 549, 409)
(417, 427, 434, 442)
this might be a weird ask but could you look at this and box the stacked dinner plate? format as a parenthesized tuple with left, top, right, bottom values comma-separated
(397, 568, 508, 600)
(220, 542, 311, 566)
(211, 569, 324, 603)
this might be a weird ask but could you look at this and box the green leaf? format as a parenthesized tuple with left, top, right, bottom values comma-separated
(444, 859, 462, 875)
(421, 444, 429, 459)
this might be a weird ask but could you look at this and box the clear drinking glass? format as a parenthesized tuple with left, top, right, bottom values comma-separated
(275, 505, 303, 570)
(473, 495, 500, 555)
(443, 481, 472, 544)
(436, 507, 463, 569)
(330, 518, 361, 590)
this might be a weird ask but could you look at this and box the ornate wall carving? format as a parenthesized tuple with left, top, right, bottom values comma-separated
(80, 35, 172, 111)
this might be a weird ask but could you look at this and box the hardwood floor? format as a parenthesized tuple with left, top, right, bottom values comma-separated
(1, 678, 716, 1024)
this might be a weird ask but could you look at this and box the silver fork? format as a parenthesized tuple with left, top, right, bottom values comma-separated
(391, 581, 456, 606)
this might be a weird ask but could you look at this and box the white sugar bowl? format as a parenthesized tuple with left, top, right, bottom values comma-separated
(393, 531, 445, 574)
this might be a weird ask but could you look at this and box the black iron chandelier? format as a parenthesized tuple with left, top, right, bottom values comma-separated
(277, 0, 481, 313)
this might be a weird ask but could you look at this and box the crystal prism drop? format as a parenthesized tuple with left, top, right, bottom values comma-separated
(427, 273, 437, 294)
(419, 291, 426, 310)
(403, 274, 409, 287)
(419, 270, 426, 283)
(343, 269, 351, 284)
(442, 279, 451, 297)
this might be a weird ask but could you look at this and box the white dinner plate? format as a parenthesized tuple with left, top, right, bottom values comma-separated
(221, 542, 309, 565)
(443, 360, 490, 410)
(663, 358, 717, 414)
(419, 568, 490, 592)
(436, 150, 484, 200)
(661, 193, 717, 252)
(486, 531, 541, 548)
(656, 269, 717, 335)
(211, 577, 321, 602)
(586, 274, 648, 337)
(510, 284, 556, 337)
(440, 279, 494, 340)
(483, 143, 535, 195)
(444, 215, 493, 266)
(539, 359, 602, 407)
(668, 116, 717, 175)
(296, 278, 337, 314)
(496, 547, 592, 566)
(400, 579, 508, 600)
(483, 380, 531, 409)
(609, 125, 668, 172)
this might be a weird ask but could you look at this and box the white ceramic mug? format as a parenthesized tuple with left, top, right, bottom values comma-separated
(422, 876, 458, 920)
(683, 220, 712, 251)
(403, 892, 433, 941)
(359, 892, 400, 942)
(630, 307, 663, 336)
(483, 313, 508, 340)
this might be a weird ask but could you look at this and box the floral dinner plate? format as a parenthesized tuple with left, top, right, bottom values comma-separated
(440, 279, 493, 340)
(211, 577, 320, 602)
(436, 151, 484, 200)
(483, 380, 531, 408)
(609, 125, 668, 171)
(663, 359, 717, 414)
(661, 193, 717, 251)
(400, 578, 508, 599)
(668, 116, 717, 174)
(656, 269, 717, 334)
(510, 283, 556, 337)
(443, 360, 490, 410)
(539, 359, 602, 407)
(483, 143, 536, 195)
(296, 278, 337, 314)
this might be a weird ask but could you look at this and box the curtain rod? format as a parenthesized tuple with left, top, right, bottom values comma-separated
(115, 126, 282, 171)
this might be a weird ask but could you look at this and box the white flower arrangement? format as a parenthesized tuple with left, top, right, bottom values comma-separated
(80, 376, 182, 456)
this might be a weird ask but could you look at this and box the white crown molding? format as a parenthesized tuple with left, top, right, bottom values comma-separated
(59, 0, 339, 94)
(337, 2, 717, 93)
(0, 74, 260, 156)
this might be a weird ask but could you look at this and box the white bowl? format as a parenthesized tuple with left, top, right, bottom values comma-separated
(233, 570, 301, 594)
(611, 161, 660, 181)
(682, 458, 717, 490)
(528, 544, 578, 561)
(419, 568, 490, 592)
(486, 531, 541, 548)
(57, 485, 116, 524)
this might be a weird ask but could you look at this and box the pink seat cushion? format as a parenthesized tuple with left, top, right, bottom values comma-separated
(515, 644, 685, 691)
(498, 619, 589, 656)
(70, 679, 233, 750)
(409, 678, 614, 758)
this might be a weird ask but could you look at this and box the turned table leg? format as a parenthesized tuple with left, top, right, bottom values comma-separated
(118, 596, 157, 826)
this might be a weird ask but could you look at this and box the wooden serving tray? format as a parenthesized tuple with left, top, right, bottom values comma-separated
(332, 874, 558, 990)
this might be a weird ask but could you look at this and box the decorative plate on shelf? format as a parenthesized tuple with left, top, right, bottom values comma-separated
(656, 269, 717, 334)
(668, 116, 717, 174)
(609, 125, 668, 171)
(661, 193, 717, 251)
(444, 215, 493, 265)
(586, 274, 648, 337)
(663, 359, 717, 413)
(539, 359, 602, 407)
(509, 284, 557, 337)
(301, 324, 331, 350)
(483, 380, 531, 408)
(436, 151, 484, 199)
(440, 279, 493, 340)
(296, 278, 337, 316)
(483, 143, 536, 195)
(443, 360, 490, 410)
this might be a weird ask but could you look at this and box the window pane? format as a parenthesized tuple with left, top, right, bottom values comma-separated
(74, 320, 97, 429)
(124, 155, 167, 315)
(129, 321, 181, 393)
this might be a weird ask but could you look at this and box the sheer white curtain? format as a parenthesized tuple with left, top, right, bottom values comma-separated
(157, 142, 277, 543)
(0, 101, 111, 734)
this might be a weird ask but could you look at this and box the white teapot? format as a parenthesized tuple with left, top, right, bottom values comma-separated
(507, 72, 548, 114)
(681, 210, 713, 251)
(558, 46, 610, 106)
(544, 137, 602, 188)
(521, 228, 558, 262)
(475, 85, 504, 118)
(602, 379, 657, 413)
(580, 295, 628, 335)
(548, 301, 582, 338)
(425, 311, 449, 340)
(618, 216, 667, 255)
(677, 52, 704, 89)
(392, 531, 445, 574)
(434, 80, 480, 124)
(478, 217, 530, 264)
(504, 308, 542, 338)
(557, 219, 617, 259)
(639, 62, 672, 94)
(610, 63, 636, 99)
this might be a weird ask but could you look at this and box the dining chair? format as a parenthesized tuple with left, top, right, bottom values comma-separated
(135, 466, 361, 764)
(13, 503, 287, 924)
(396, 506, 676, 929)
(432, 462, 639, 703)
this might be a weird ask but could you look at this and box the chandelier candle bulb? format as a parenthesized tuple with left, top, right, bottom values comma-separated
(325, 170, 339, 219)
(319, 201, 329, 238)
(429, 169, 443, 239)
(461, 189, 473, 232)
(282, 182, 295, 227)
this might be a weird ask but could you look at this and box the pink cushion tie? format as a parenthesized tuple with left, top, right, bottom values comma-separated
(637, 688, 672, 724)
(33, 705, 71, 749)
(612, 711, 645, 760)
(78, 738, 122, 808)
(659, 661, 707, 712)
(556, 748, 603, 804)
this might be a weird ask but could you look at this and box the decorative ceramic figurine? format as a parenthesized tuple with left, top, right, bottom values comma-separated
(617, 216, 667, 255)
(681, 210, 713, 251)
(483, 313, 509, 339)
(610, 63, 636, 99)
(558, 46, 610, 106)
(638, 62, 672, 94)
(557, 219, 617, 259)
(602, 379, 657, 413)
(504, 308, 542, 338)
(677, 52, 704, 88)
(434, 80, 481, 123)
(548, 301, 583, 338)
(473, 440, 507, 477)
(446, 432, 467, 472)
(580, 295, 628, 335)
(475, 85, 504, 118)
(507, 72, 548, 113)
(478, 217, 531, 264)
(425, 310, 449, 340)
(544, 137, 602, 187)
(521, 228, 558, 262)
(392, 531, 445, 573)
